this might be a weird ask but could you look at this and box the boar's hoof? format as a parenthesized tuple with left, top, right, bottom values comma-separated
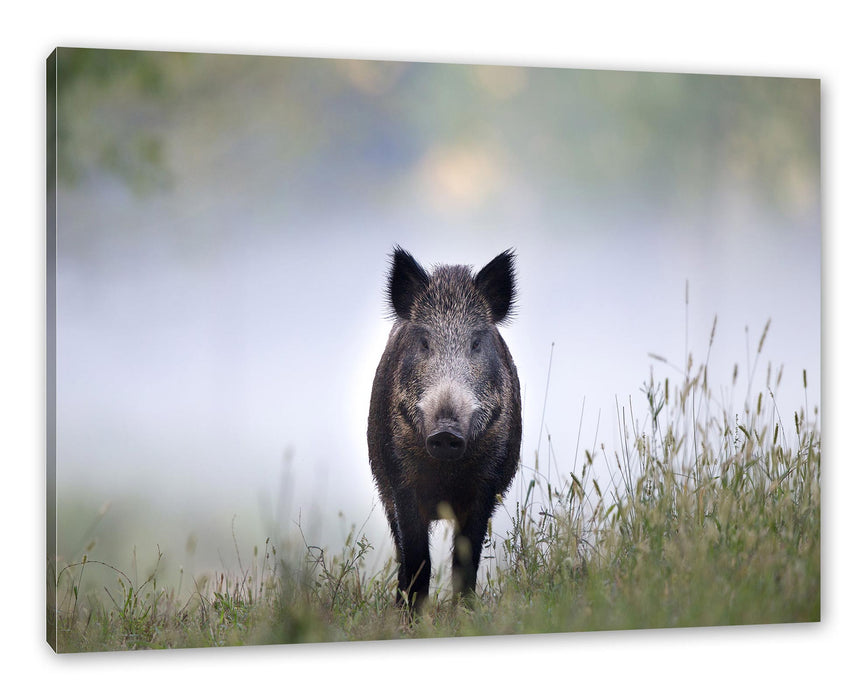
(426, 430, 466, 461)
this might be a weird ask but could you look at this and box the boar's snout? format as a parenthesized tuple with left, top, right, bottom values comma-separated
(418, 380, 475, 461)
(425, 428, 466, 461)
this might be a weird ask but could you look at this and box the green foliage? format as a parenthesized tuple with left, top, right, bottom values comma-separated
(52, 49, 818, 218)
(49, 323, 819, 652)
(53, 48, 183, 193)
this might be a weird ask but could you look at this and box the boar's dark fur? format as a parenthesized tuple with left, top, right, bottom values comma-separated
(367, 247, 522, 610)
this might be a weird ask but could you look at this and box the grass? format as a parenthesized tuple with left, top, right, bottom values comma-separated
(48, 319, 820, 652)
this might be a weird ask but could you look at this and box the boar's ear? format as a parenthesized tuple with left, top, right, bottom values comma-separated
(389, 247, 430, 320)
(475, 249, 517, 324)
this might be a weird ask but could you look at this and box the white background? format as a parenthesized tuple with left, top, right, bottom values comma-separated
(2, 1, 862, 697)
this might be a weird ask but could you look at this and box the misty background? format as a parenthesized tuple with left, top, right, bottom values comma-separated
(51, 49, 820, 588)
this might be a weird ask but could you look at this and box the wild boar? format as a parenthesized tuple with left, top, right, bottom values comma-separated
(367, 247, 522, 610)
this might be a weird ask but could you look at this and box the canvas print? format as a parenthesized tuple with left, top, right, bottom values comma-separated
(47, 48, 820, 652)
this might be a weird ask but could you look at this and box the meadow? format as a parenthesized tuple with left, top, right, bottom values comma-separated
(48, 320, 820, 652)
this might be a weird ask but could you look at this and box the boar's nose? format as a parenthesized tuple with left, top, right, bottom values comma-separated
(426, 430, 466, 461)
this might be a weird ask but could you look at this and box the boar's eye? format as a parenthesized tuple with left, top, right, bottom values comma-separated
(470, 337, 482, 355)
(419, 336, 430, 352)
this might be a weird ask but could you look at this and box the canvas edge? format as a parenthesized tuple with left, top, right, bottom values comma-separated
(46, 47, 59, 653)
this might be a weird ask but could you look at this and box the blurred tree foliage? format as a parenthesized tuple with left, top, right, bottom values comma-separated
(53, 48, 184, 193)
(51, 48, 819, 217)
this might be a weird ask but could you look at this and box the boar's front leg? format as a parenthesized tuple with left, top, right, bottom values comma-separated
(394, 489, 431, 610)
(451, 491, 496, 600)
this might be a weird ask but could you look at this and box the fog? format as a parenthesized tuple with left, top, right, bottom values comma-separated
(51, 50, 820, 582)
